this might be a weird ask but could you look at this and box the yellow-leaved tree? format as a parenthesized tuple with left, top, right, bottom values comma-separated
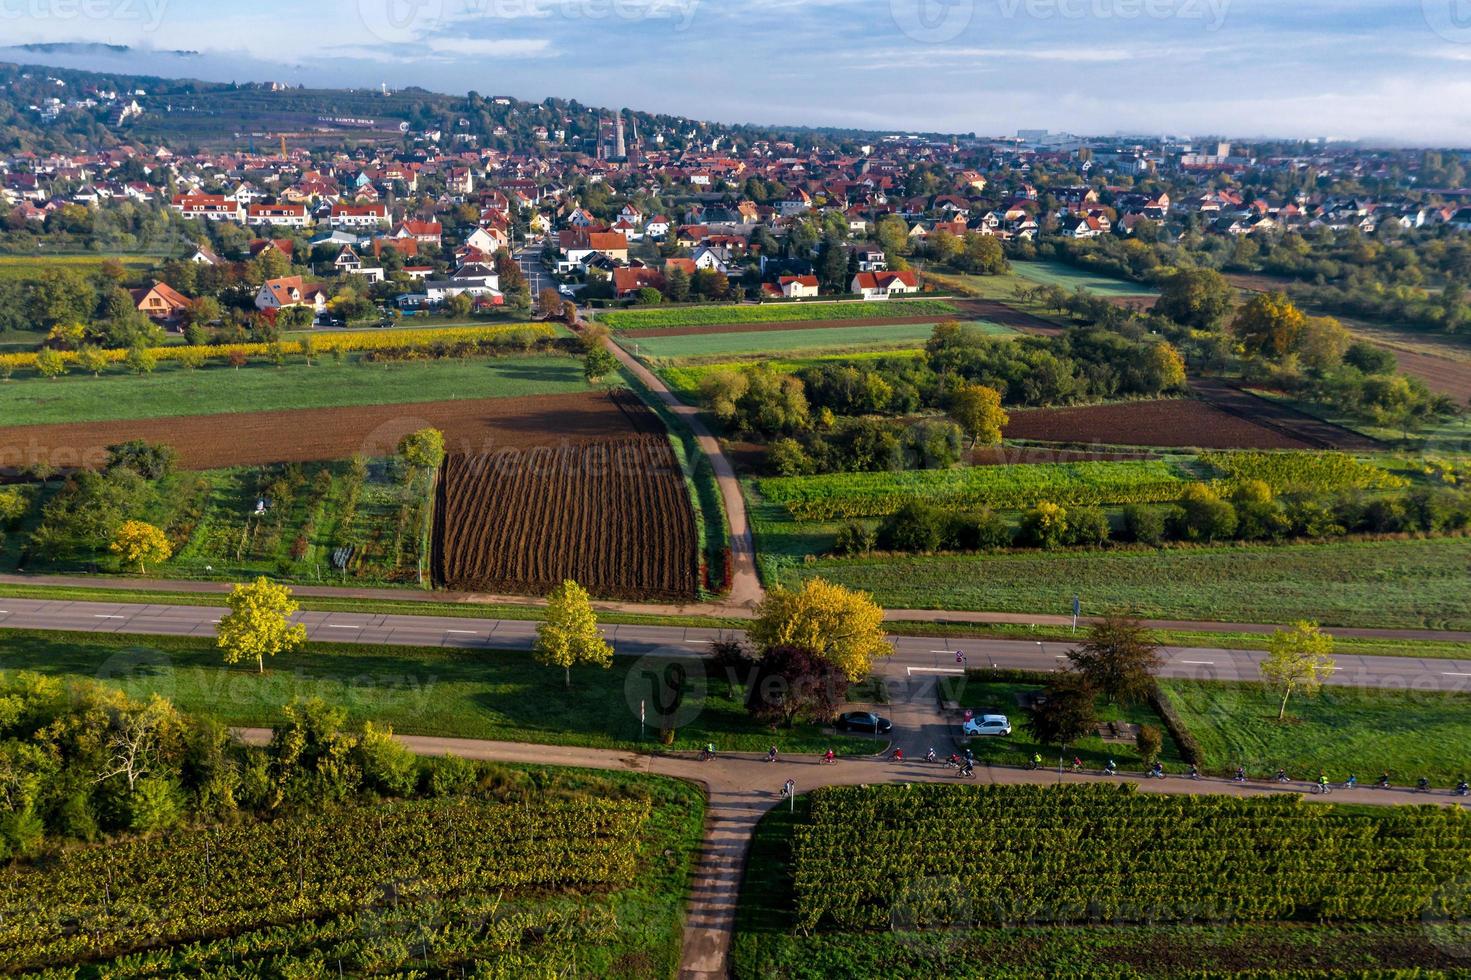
(1260, 621, 1336, 721)
(535, 580, 613, 689)
(948, 382, 1009, 448)
(749, 578, 893, 682)
(217, 577, 308, 674)
(109, 520, 172, 573)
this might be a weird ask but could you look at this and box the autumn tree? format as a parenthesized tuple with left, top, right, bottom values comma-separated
(398, 427, 446, 472)
(1066, 614, 1164, 706)
(948, 382, 1009, 448)
(749, 578, 893, 682)
(1232, 291, 1306, 359)
(109, 520, 172, 573)
(1155, 268, 1234, 330)
(216, 577, 308, 674)
(535, 579, 613, 688)
(35, 349, 67, 379)
(537, 287, 564, 319)
(584, 347, 617, 381)
(1260, 621, 1336, 721)
(1023, 673, 1098, 747)
(744, 644, 850, 728)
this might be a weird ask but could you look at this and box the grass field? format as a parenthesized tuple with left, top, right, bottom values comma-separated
(1162, 680, 1471, 786)
(0, 353, 593, 425)
(952, 676, 1182, 770)
(599, 299, 959, 331)
(769, 535, 1471, 629)
(659, 349, 926, 398)
(1011, 259, 1160, 297)
(0, 629, 868, 754)
(0, 253, 158, 279)
(626, 321, 1004, 361)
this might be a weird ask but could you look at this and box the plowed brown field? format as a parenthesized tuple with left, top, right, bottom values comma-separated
(432, 436, 699, 602)
(0, 390, 658, 473)
(1001, 398, 1316, 450)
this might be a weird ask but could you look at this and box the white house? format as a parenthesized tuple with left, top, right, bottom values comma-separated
(851, 269, 918, 300)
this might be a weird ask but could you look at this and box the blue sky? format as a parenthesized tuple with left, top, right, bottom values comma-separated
(5, 0, 1471, 143)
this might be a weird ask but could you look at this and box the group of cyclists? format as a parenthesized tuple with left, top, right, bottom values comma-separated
(708, 743, 1471, 799)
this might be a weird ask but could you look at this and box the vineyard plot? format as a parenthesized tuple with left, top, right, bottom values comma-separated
(434, 436, 700, 601)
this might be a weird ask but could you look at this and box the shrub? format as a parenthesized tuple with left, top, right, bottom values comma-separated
(767, 437, 814, 477)
(947, 509, 1013, 551)
(877, 501, 946, 553)
(832, 521, 877, 557)
(1135, 724, 1164, 764)
(1173, 484, 1238, 542)
(423, 754, 477, 798)
(1123, 504, 1166, 545)
(1019, 501, 1069, 549)
(1236, 498, 1290, 540)
(1064, 505, 1110, 547)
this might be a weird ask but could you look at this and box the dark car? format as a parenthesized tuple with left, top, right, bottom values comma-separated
(835, 711, 892, 734)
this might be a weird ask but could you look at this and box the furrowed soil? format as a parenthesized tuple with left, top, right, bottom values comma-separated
(1000, 398, 1315, 450)
(0, 390, 654, 473)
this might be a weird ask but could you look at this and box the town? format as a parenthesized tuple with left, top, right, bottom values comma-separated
(0, 42, 1469, 980)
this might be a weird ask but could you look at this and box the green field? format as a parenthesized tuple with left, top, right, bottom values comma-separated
(769, 535, 1471, 629)
(599, 299, 959, 331)
(1011, 259, 1160, 297)
(658, 349, 926, 398)
(1162, 680, 1471, 786)
(757, 458, 1189, 521)
(626, 321, 1004, 361)
(0, 629, 868, 755)
(0, 253, 157, 280)
(0, 353, 593, 425)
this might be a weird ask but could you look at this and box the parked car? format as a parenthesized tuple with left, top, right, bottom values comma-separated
(835, 711, 892, 734)
(962, 714, 1013, 737)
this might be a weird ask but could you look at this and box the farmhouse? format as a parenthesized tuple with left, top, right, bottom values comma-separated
(255, 276, 329, 314)
(776, 274, 820, 299)
(130, 280, 192, 323)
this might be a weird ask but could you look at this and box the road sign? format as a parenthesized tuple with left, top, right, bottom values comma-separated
(1072, 595, 1080, 632)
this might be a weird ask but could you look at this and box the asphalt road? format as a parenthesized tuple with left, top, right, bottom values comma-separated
(1, 597, 1468, 693)
(513, 244, 551, 296)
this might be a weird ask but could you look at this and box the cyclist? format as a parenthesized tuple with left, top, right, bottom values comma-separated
(1029, 752, 1043, 771)
(925, 747, 937, 764)
(1149, 762, 1165, 779)
(765, 745, 778, 763)
(1104, 758, 1118, 776)
(1187, 764, 1201, 781)
(1275, 768, 1290, 784)
(821, 748, 835, 765)
(1233, 766, 1247, 783)
(702, 743, 716, 762)
(1344, 773, 1358, 790)
(964, 748, 975, 767)
(1317, 772, 1331, 795)
(1417, 776, 1431, 793)
(1378, 772, 1392, 789)
(1071, 756, 1084, 773)
(891, 747, 905, 762)
(1455, 778, 1469, 797)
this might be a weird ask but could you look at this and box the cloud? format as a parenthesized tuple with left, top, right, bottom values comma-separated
(425, 37, 553, 57)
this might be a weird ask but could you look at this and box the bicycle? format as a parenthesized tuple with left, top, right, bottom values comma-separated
(955, 765, 976, 780)
(819, 751, 836, 766)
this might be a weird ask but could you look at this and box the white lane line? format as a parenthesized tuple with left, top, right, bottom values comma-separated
(1180, 660, 1216, 666)
(1442, 672, 1471, 677)
(324, 625, 361, 630)
(907, 667, 964, 676)
(94, 614, 125, 619)
(682, 640, 707, 645)
(444, 629, 478, 635)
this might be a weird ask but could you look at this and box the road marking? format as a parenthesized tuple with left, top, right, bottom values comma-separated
(1180, 660, 1215, 666)
(907, 667, 963, 676)
(444, 629, 478, 635)
(1442, 672, 1471, 677)
(325, 625, 360, 630)
(94, 614, 125, 619)
(683, 640, 707, 645)
(929, 650, 952, 654)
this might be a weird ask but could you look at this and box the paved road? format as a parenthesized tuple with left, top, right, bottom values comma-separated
(4, 597, 1469, 692)
(512, 244, 552, 297)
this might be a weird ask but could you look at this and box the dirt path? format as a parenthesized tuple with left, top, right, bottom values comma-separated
(232, 719, 1470, 980)
(598, 331, 765, 610)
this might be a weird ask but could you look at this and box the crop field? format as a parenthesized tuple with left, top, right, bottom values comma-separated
(1192, 378, 1383, 451)
(771, 535, 1471, 628)
(1011, 259, 1161, 297)
(659, 349, 925, 399)
(0, 253, 157, 279)
(1003, 398, 1315, 450)
(3, 774, 704, 977)
(1161, 681, 1471, 786)
(627, 321, 1007, 361)
(620, 314, 960, 339)
(1198, 450, 1406, 493)
(599, 299, 959, 331)
(434, 429, 701, 601)
(757, 459, 1188, 521)
(0, 352, 584, 427)
(732, 785, 1471, 978)
(0, 389, 646, 472)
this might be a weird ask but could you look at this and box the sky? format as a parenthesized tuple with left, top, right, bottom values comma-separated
(4, 0, 1471, 144)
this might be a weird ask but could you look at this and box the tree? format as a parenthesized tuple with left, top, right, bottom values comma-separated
(1023, 674, 1098, 747)
(957, 233, 1008, 275)
(948, 382, 1009, 448)
(1135, 724, 1163, 764)
(447, 292, 474, 319)
(1066, 614, 1164, 706)
(298, 332, 317, 365)
(76, 346, 108, 377)
(1260, 621, 1336, 721)
(125, 344, 157, 376)
(584, 347, 617, 381)
(216, 577, 308, 674)
(666, 266, 691, 302)
(35, 349, 67, 379)
(397, 427, 445, 472)
(1154, 268, 1234, 330)
(636, 286, 663, 306)
(749, 578, 893, 682)
(534, 579, 613, 688)
(537, 287, 564, 319)
(744, 644, 850, 728)
(1231, 291, 1306, 359)
(1295, 316, 1351, 371)
(1019, 501, 1069, 549)
(109, 520, 172, 573)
